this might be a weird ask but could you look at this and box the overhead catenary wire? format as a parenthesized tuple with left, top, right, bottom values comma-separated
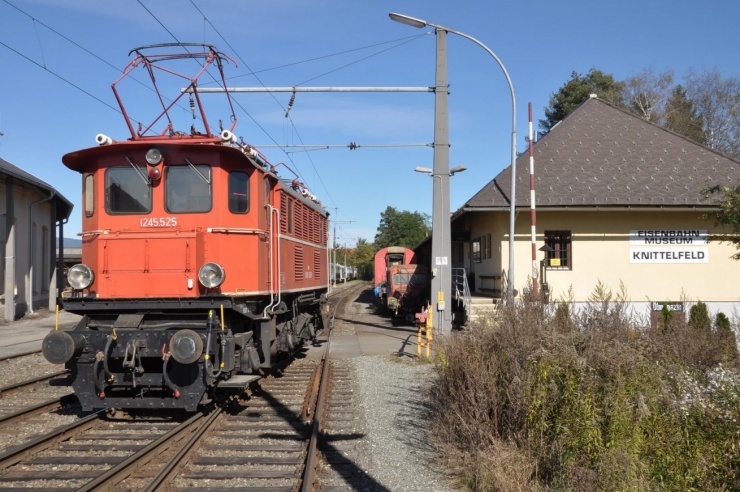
(1, 0, 433, 227)
(185, 0, 427, 219)
(184, 1, 424, 213)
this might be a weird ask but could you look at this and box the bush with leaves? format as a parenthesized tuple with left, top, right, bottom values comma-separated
(427, 286, 740, 491)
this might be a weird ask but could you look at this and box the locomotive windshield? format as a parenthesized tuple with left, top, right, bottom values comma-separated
(165, 164, 212, 213)
(106, 166, 152, 213)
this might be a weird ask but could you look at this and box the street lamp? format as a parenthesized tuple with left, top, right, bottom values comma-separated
(415, 165, 467, 175)
(390, 13, 518, 299)
(414, 161, 467, 334)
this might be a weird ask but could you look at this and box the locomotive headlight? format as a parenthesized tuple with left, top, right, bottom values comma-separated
(68, 264, 94, 290)
(198, 262, 225, 288)
(145, 147, 163, 165)
(169, 329, 204, 364)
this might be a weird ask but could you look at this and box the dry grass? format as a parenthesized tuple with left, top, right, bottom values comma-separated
(426, 285, 740, 491)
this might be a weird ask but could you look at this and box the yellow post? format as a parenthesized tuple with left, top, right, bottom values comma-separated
(417, 321, 422, 358)
(415, 307, 434, 359)
(55, 305, 59, 331)
(425, 312, 433, 359)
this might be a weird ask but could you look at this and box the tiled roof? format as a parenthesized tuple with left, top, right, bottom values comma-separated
(56, 247, 82, 258)
(0, 156, 74, 220)
(463, 96, 739, 210)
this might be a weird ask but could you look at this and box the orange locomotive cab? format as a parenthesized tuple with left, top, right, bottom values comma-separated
(43, 44, 329, 412)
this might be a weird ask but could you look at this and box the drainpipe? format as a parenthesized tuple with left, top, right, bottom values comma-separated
(29, 190, 55, 314)
(56, 217, 68, 303)
(4, 177, 15, 323)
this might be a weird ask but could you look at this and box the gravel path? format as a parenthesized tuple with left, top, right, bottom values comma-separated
(349, 355, 456, 491)
(328, 282, 456, 491)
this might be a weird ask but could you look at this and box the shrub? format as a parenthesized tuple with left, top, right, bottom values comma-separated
(660, 304, 674, 331)
(427, 286, 740, 491)
(715, 311, 739, 363)
(689, 301, 711, 331)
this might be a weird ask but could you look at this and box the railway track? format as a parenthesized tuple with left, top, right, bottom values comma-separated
(0, 370, 73, 417)
(0, 352, 81, 454)
(0, 281, 368, 490)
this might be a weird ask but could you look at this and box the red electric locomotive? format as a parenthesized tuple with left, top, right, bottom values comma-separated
(42, 44, 329, 411)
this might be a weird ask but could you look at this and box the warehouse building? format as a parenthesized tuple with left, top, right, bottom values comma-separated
(1, 157, 73, 321)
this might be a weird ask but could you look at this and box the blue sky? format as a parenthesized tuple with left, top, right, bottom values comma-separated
(2, 0, 739, 245)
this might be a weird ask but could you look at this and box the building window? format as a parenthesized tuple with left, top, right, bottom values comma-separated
(472, 237, 481, 263)
(485, 233, 492, 259)
(544, 230, 572, 269)
(228, 171, 249, 213)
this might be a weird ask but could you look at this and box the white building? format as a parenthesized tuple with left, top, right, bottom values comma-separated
(1, 157, 73, 321)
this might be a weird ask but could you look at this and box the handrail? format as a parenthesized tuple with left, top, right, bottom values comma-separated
(451, 268, 471, 324)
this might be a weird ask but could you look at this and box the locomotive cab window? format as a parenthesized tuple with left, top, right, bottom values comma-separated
(84, 174, 94, 217)
(106, 166, 152, 214)
(228, 171, 249, 213)
(165, 164, 212, 213)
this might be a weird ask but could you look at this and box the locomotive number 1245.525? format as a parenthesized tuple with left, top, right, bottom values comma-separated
(140, 217, 178, 227)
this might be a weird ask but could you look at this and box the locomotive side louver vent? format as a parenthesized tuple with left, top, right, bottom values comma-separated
(295, 246, 304, 281)
(280, 194, 289, 234)
(314, 251, 321, 278)
(302, 206, 310, 242)
(312, 211, 319, 244)
(295, 202, 304, 238)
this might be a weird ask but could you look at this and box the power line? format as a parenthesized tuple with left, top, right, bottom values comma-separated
(2, 0, 430, 226)
(0, 40, 121, 114)
(187, 0, 336, 207)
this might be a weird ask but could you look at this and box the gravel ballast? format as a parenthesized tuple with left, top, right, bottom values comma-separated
(345, 355, 455, 491)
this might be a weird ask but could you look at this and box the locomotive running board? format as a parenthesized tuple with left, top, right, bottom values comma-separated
(219, 375, 261, 387)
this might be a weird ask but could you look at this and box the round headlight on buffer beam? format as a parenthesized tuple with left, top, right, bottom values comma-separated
(198, 262, 225, 288)
(68, 264, 94, 290)
(169, 329, 204, 364)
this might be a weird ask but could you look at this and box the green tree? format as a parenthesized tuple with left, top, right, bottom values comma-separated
(714, 312, 738, 362)
(664, 85, 706, 144)
(374, 206, 430, 250)
(688, 301, 711, 331)
(540, 68, 625, 134)
(352, 238, 377, 280)
(702, 184, 740, 260)
(660, 304, 674, 331)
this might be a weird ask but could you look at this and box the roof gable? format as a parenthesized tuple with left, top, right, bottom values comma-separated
(0, 156, 74, 220)
(464, 97, 739, 210)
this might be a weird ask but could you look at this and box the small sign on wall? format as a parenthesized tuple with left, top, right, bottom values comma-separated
(650, 301, 685, 328)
